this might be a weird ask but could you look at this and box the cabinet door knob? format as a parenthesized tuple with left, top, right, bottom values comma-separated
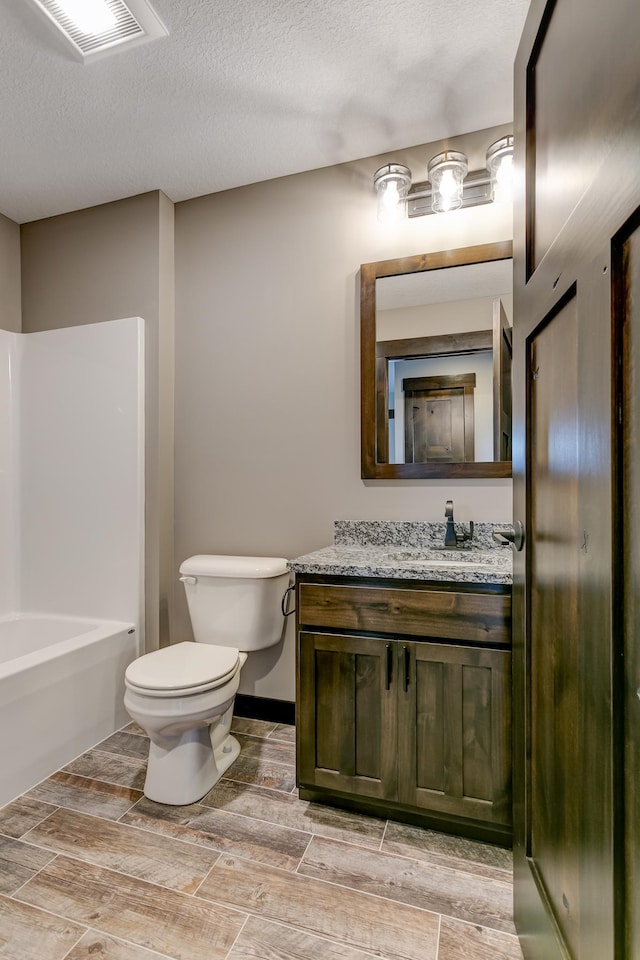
(385, 643, 393, 689)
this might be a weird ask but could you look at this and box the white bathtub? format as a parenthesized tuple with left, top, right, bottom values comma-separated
(0, 613, 139, 807)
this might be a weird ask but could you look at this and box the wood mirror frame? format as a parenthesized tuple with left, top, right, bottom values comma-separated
(360, 240, 513, 479)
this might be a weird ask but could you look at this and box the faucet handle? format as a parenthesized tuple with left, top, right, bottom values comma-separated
(456, 520, 474, 543)
(445, 499, 454, 519)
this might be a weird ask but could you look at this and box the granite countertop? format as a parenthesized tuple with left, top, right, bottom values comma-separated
(288, 520, 513, 586)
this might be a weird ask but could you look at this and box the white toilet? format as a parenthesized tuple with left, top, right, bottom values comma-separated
(124, 554, 289, 805)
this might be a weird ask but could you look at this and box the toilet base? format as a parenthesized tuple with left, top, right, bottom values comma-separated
(142, 708, 240, 806)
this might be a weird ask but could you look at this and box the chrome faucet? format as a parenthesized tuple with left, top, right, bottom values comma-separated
(443, 500, 474, 549)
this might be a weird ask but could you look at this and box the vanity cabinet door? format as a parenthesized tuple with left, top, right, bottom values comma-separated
(397, 642, 512, 827)
(298, 631, 398, 800)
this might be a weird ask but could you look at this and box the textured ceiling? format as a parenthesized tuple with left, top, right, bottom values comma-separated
(0, 0, 530, 224)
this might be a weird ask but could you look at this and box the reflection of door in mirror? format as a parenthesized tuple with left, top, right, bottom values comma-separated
(404, 373, 476, 463)
(493, 299, 512, 460)
(361, 241, 513, 480)
(378, 281, 512, 465)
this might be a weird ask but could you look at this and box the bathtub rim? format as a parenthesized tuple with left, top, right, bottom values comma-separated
(0, 611, 137, 682)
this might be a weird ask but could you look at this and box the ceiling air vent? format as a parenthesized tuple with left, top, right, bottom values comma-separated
(28, 0, 168, 62)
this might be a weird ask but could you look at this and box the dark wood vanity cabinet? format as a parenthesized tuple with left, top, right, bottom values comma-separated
(296, 576, 512, 843)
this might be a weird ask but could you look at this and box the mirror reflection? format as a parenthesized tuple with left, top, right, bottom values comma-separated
(376, 259, 512, 465)
(360, 241, 513, 480)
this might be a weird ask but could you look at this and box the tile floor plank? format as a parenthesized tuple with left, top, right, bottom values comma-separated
(197, 853, 440, 960)
(24, 807, 220, 894)
(299, 835, 516, 934)
(0, 893, 86, 960)
(227, 915, 392, 960)
(383, 821, 513, 882)
(268, 723, 296, 743)
(223, 754, 297, 793)
(63, 929, 173, 960)
(16, 855, 246, 960)
(232, 718, 278, 738)
(234, 733, 296, 765)
(437, 916, 524, 960)
(0, 795, 57, 839)
(202, 780, 386, 848)
(0, 834, 57, 895)
(62, 751, 147, 791)
(25, 772, 143, 822)
(94, 732, 150, 762)
(119, 722, 147, 738)
(121, 795, 310, 871)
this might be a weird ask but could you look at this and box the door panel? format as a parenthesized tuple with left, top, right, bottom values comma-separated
(529, 293, 581, 958)
(528, 0, 640, 273)
(404, 389, 467, 462)
(298, 632, 397, 799)
(461, 660, 494, 802)
(398, 642, 511, 825)
(415, 657, 445, 792)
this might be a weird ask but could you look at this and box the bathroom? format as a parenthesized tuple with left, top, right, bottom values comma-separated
(1, 1, 639, 959)
(0, 135, 519, 956)
(0, 133, 521, 960)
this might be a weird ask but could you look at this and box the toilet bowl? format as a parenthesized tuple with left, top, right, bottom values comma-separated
(124, 554, 289, 805)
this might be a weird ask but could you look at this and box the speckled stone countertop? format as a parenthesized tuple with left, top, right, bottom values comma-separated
(288, 520, 513, 585)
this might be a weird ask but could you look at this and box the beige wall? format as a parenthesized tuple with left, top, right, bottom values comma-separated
(0, 212, 21, 332)
(174, 124, 514, 701)
(21, 191, 175, 652)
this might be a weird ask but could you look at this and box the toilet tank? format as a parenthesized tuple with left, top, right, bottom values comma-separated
(179, 555, 290, 651)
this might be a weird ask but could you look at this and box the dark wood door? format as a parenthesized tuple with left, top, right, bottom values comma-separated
(297, 631, 397, 800)
(397, 642, 512, 827)
(513, 0, 640, 957)
(403, 373, 476, 463)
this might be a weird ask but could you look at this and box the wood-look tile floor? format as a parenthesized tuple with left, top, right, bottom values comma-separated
(0, 716, 524, 960)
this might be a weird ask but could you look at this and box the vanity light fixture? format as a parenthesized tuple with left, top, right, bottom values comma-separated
(373, 135, 514, 221)
(25, 0, 168, 61)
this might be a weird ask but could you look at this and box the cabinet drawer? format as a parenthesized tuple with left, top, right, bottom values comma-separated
(298, 582, 511, 645)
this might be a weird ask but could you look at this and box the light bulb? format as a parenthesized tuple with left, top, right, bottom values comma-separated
(383, 180, 400, 208)
(380, 181, 404, 224)
(438, 169, 457, 212)
(486, 136, 515, 203)
(427, 152, 467, 214)
(54, 0, 116, 35)
(494, 155, 514, 202)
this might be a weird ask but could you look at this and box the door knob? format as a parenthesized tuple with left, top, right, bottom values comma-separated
(493, 521, 525, 551)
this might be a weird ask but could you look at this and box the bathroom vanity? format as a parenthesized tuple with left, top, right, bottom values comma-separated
(289, 521, 513, 845)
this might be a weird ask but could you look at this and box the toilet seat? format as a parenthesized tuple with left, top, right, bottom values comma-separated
(125, 641, 240, 697)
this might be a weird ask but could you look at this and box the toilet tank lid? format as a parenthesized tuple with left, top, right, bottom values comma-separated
(179, 554, 289, 579)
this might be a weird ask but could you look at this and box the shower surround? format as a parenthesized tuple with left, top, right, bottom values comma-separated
(0, 318, 145, 806)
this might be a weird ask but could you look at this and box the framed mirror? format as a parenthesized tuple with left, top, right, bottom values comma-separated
(361, 240, 513, 479)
